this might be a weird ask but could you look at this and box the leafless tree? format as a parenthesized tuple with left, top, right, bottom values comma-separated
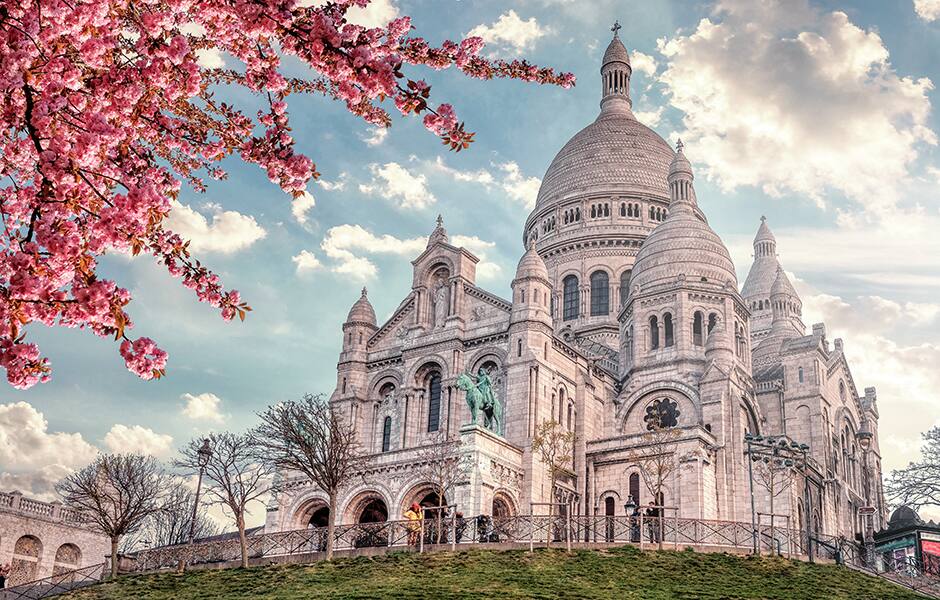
(121, 479, 221, 552)
(415, 430, 470, 543)
(624, 420, 679, 549)
(887, 426, 940, 511)
(753, 458, 794, 525)
(532, 419, 575, 547)
(176, 433, 272, 568)
(251, 393, 371, 559)
(56, 453, 168, 577)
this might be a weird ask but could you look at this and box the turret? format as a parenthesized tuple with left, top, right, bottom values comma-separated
(769, 266, 803, 339)
(668, 139, 696, 207)
(705, 316, 734, 368)
(511, 241, 553, 327)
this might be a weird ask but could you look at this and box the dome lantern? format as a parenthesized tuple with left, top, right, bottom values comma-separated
(601, 21, 633, 111)
(668, 139, 696, 207)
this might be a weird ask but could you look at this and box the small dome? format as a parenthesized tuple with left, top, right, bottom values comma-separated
(754, 216, 776, 244)
(346, 287, 376, 326)
(602, 32, 630, 67)
(770, 266, 797, 298)
(668, 139, 693, 180)
(515, 241, 549, 282)
(888, 505, 923, 528)
(630, 190, 737, 292)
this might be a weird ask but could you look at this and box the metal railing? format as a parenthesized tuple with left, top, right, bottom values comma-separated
(1, 563, 107, 600)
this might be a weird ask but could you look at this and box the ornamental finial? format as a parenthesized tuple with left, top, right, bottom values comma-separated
(611, 20, 622, 37)
(760, 215, 766, 223)
(676, 138, 684, 153)
(361, 287, 368, 297)
(436, 214, 443, 228)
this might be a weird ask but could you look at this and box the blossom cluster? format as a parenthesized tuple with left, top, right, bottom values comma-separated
(0, 0, 574, 388)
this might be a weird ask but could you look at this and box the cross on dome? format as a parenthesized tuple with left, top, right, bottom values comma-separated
(676, 138, 684, 153)
(436, 214, 443, 227)
(361, 287, 368, 297)
(611, 20, 622, 37)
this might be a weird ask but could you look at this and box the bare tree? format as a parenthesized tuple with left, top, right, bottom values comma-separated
(56, 454, 168, 577)
(176, 433, 272, 568)
(624, 421, 679, 549)
(121, 479, 221, 552)
(251, 394, 371, 560)
(532, 419, 575, 547)
(887, 426, 940, 511)
(415, 430, 471, 543)
(753, 458, 793, 525)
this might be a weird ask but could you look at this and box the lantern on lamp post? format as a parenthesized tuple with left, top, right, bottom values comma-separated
(856, 419, 875, 567)
(183, 438, 213, 570)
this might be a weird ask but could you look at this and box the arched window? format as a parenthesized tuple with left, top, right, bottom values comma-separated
(664, 313, 674, 347)
(604, 204, 610, 217)
(619, 270, 631, 307)
(576, 207, 581, 221)
(649, 316, 660, 350)
(693, 311, 704, 346)
(839, 381, 846, 402)
(381, 416, 392, 452)
(620, 203, 626, 217)
(645, 398, 680, 429)
(426, 373, 442, 432)
(798, 367, 804, 383)
(629, 473, 640, 506)
(563, 275, 579, 321)
(707, 313, 718, 334)
(567, 404, 573, 431)
(591, 205, 596, 218)
(590, 271, 609, 316)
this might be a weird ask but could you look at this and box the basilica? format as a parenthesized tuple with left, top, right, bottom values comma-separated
(266, 28, 886, 542)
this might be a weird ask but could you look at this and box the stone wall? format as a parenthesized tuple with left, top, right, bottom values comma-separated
(0, 491, 110, 586)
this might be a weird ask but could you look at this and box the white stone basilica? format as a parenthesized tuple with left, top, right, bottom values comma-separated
(267, 28, 886, 541)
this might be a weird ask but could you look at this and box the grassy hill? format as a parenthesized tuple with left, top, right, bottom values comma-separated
(67, 547, 927, 600)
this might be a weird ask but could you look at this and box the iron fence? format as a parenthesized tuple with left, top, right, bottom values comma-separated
(1, 563, 106, 600)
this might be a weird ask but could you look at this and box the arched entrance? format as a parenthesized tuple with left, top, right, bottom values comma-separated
(11, 535, 42, 586)
(53, 543, 81, 576)
(309, 506, 330, 528)
(358, 498, 389, 523)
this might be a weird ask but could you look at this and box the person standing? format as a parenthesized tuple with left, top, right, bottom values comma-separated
(404, 503, 423, 546)
(0, 562, 10, 589)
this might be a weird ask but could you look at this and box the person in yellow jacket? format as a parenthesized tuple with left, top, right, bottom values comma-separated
(404, 502, 423, 545)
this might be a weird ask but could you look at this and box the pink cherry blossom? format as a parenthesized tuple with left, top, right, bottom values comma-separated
(0, 0, 575, 388)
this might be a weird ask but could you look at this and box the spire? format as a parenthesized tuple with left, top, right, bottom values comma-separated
(600, 21, 632, 111)
(754, 216, 776, 258)
(770, 266, 800, 339)
(427, 214, 448, 248)
(361, 286, 368, 298)
(667, 139, 696, 209)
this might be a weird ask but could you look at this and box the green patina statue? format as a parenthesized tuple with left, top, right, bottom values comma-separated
(456, 368, 502, 435)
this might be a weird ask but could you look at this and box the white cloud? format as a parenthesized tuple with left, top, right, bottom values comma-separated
(359, 162, 436, 210)
(165, 200, 266, 254)
(292, 249, 323, 274)
(634, 107, 665, 127)
(0, 402, 99, 473)
(914, 0, 940, 21)
(345, 0, 399, 28)
(498, 162, 541, 210)
(102, 424, 174, 458)
(319, 224, 502, 281)
(451, 235, 502, 280)
(630, 50, 658, 77)
(195, 48, 224, 69)
(360, 127, 388, 147)
(181, 392, 227, 423)
(316, 173, 348, 192)
(431, 158, 540, 210)
(656, 0, 936, 213)
(321, 224, 426, 281)
(291, 190, 316, 226)
(467, 10, 549, 55)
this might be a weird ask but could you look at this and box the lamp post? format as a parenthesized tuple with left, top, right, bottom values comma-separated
(856, 418, 875, 568)
(184, 438, 212, 570)
(744, 433, 810, 558)
(624, 495, 637, 544)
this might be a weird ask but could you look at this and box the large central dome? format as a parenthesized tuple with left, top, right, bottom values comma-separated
(535, 107, 674, 209)
(534, 34, 673, 210)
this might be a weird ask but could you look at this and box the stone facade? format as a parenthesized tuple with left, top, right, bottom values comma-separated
(268, 28, 886, 542)
(0, 491, 110, 586)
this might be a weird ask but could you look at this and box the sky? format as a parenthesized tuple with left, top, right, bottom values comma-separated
(3, 0, 940, 528)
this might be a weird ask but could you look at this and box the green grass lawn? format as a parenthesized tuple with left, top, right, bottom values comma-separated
(67, 547, 927, 599)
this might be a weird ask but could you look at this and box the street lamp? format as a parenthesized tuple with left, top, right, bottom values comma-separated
(744, 434, 812, 560)
(184, 438, 213, 570)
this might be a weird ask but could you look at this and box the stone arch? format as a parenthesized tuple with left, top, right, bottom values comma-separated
(618, 381, 700, 432)
(406, 356, 449, 387)
(397, 481, 449, 516)
(466, 348, 507, 375)
(422, 259, 454, 285)
(10, 534, 43, 586)
(369, 369, 403, 398)
(491, 491, 517, 518)
(52, 543, 81, 575)
(343, 488, 392, 524)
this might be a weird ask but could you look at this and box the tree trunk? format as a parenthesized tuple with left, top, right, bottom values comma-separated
(237, 512, 248, 569)
(110, 536, 120, 578)
(546, 474, 554, 549)
(327, 490, 336, 561)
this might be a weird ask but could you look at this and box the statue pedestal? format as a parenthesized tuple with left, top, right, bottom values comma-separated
(456, 424, 524, 516)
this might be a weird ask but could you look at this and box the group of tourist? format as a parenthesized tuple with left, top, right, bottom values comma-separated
(0, 562, 10, 588)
